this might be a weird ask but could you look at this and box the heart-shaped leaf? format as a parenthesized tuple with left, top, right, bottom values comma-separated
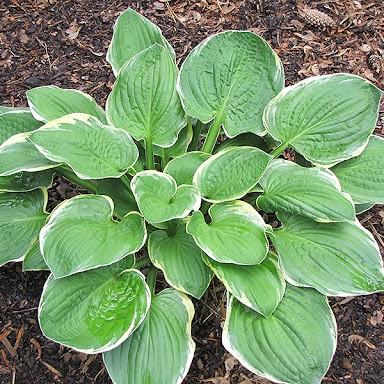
(30, 113, 139, 180)
(0, 170, 54, 192)
(257, 159, 355, 222)
(107, 44, 185, 148)
(271, 214, 384, 296)
(223, 286, 337, 384)
(27, 85, 106, 123)
(107, 7, 175, 75)
(264, 74, 382, 166)
(154, 122, 193, 159)
(0, 133, 57, 176)
(332, 135, 384, 204)
(177, 31, 284, 137)
(103, 288, 194, 384)
(0, 189, 48, 266)
(148, 223, 212, 299)
(96, 178, 138, 218)
(164, 151, 211, 185)
(40, 195, 146, 278)
(187, 201, 268, 265)
(193, 146, 272, 203)
(203, 254, 285, 317)
(0, 110, 42, 144)
(214, 133, 269, 154)
(39, 259, 150, 353)
(131, 171, 200, 224)
(22, 239, 48, 271)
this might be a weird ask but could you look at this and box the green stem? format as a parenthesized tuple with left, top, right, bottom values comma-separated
(145, 137, 155, 170)
(120, 174, 131, 190)
(271, 142, 288, 157)
(147, 267, 157, 295)
(134, 256, 151, 269)
(202, 117, 223, 154)
(189, 119, 203, 151)
(58, 167, 97, 193)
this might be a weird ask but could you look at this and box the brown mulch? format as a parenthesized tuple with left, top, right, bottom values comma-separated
(0, 0, 384, 383)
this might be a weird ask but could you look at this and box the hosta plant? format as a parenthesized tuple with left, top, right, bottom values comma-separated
(1, 8, 384, 384)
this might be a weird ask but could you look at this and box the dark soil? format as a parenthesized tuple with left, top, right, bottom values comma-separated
(1, 0, 384, 383)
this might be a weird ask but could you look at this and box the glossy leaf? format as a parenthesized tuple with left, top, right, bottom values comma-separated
(187, 201, 268, 265)
(103, 288, 194, 384)
(131, 171, 200, 224)
(257, 160, 355, 222)
(0, 110, 42, 144)
(0, 190, 47, 266)
(40, 195, 146, 278)
(30, 113, 138, 180)
(264, 74, 382, 166)
(148, 223, 212, 298)
(178, 31, 284, 137)
(39, 260, 150, 353)
(164, 151, 211, 185)
(154, 123, 193, 159)
(0, 133, 57, 176)
(332, 135, 384, 204)
(271, 214, 384, 296)
(203, 254, 285, 317)
(96, 178, 138, 218)
(107, 44, 185, 147)
(0, 170, 53, 192)
(107, 7, 175, 75)
(193, 146, 272, 202)
(27, 85, 106, 123)
(22, 239, 48, 271)
(223, 286, 337, 384)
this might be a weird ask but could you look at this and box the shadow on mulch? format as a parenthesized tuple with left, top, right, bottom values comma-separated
(0, 0, 383, 383)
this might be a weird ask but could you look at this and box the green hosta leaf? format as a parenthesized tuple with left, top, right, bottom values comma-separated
(40, 195, 146, 278)
(203, 254, 285, 317)
(271, 214, 384, 296)
(131, 171, 200, 224)
(332, 135, 384, 204)
(30, 113, 138, 180)
(193, 146, 272, 202)
(39, 260, 150, 353)
(154, 122, 193, 159)
(0, 133, 57, 176)
(223, 286, 337, 384)
(164, 151, 211, 185)
(0, 189, 48, 266)
(107, 44, 185, 147)
(22, 239, 48, 271)
(257, 159, 355, 222)
(26, 85, 106, 123)
(0, 105, 29, 114)
(187, 201, 268, 265)
(103, 288, 194, 384)
(0, 170, 54, 192)
(214, 133, 269, 154)
(178, 31, 284, 137)
(0, 110, 42, 144)
(107, 7, 175, 75)
(264, 74, 382, 166)
(148, 223, 212, 299)
(96, 178, 138, 218)
(355, 202, 374, 215)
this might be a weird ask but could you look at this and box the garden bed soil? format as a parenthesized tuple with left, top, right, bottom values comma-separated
(1, 0, 384, 383)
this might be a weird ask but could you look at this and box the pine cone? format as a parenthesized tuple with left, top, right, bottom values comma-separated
(298, 6, 336, 28)
(368, 53, 382, 74)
